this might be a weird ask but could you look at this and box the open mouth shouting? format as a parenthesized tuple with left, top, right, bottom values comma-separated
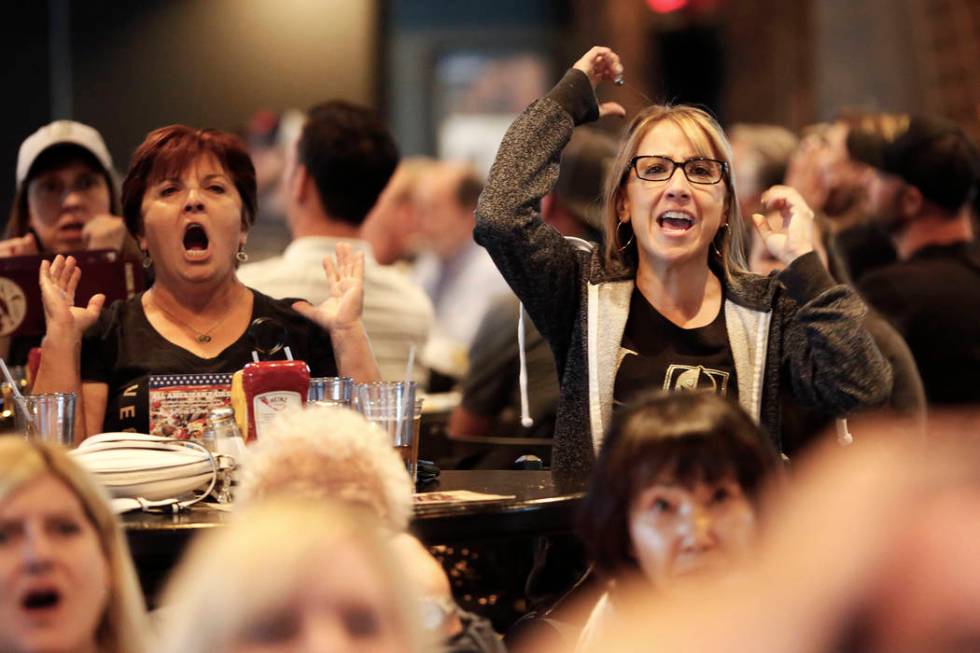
(19, 586, 62, 619)
(182, 222, 211, 260)
(656, 210, 696, 235)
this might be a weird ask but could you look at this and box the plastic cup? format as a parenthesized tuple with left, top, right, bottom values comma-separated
(15, 393, 76, 447)
(355, 382, 421, 482)
(308, 377, 353, 406)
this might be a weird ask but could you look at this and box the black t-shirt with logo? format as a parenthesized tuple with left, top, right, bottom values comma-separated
(81, 290, 337, 434)
(614, 287, 738, 407)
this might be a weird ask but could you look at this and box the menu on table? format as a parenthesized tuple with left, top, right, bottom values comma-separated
(414, 490, 515, 505)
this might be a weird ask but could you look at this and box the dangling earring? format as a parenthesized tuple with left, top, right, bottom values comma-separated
(616, 220, 635, 251)
(141, 251, 152, 269)
(236, 248, 248, 263)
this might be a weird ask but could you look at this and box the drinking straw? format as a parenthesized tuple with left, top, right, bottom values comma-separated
(396, 345, 416, 446)
(0, 358, 32, 432)
(404, 344, 416, 386)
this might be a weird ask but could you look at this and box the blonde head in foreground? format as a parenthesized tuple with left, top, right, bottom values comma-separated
(0, 438, 147, 653)
(238, 405, 414, 531)
(154, 499, 429, 653)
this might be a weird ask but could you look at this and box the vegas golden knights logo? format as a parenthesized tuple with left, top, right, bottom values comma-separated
(663, 364, 730, 397)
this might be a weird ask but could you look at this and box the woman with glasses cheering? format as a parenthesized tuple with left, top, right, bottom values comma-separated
(475, 46, 892, 481)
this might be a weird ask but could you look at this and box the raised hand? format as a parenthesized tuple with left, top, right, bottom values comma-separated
(39, 255, 105, 338)
(752, 185, 818, 266)
(292, 242, 365, 333)
(572, 46, 627, 119)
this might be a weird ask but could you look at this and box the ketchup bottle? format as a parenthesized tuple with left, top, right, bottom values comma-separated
(240, 360, 310, 441)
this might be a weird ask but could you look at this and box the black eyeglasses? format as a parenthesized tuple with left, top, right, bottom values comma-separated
(629, 156, 728, 185)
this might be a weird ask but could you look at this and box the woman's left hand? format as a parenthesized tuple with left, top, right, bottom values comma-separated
(752, 185, 817, 265)
(292, 242, 365, 333)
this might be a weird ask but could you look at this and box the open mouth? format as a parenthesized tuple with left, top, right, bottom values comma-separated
(22, 589, 61, 611)
(182, 223, 210, 253)
(657, 211, 695, 233)
(57, 219, 85, 236)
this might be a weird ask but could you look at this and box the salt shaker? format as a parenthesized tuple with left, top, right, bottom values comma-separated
(207, 406, 247, 503)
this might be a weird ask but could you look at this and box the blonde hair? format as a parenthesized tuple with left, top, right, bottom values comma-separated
(836, 110, 911, 142)
(0, 439, 147, 653)
(238, 405, 414, 531)
(602, 104, 748, 281)
(154, 500, 429, 653)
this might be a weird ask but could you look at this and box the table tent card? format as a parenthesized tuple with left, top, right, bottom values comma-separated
(148, 373, 234, 440)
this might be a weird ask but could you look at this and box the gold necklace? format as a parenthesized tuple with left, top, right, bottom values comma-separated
(149, 295, 234, 343)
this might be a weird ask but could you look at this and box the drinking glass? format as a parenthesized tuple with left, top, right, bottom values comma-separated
(309, 376, 354, 408)
(354, 382, 420, 481)
(14, 393, 76, 446)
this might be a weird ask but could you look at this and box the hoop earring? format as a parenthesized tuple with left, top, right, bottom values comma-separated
(616, 220, 634, 252)
(236, 249, 249, 263)
(141, 251, 152, 269)
(712, 223, 729, 259)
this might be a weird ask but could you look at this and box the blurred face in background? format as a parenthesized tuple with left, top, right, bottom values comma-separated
(0, 473, 110, 653)
(628, 469, 756, 587)
(27, 160, 112, 252)
(361, 163, 428, 266)
(414, 166, 472, 260)
(229, 537, 410, 653)
(818, 123, 868, 219)
(865, 170, 908, 234)
(730, 138, 764, 219)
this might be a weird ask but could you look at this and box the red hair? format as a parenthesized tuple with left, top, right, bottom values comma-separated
(121, 125, 257, 236)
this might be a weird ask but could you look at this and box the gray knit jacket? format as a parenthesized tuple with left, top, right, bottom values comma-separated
(474, 70, 893, 482)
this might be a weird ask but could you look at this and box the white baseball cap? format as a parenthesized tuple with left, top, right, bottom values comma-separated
(16, 120, 114, 188)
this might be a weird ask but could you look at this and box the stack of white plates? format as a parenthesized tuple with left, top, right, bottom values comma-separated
(71, 433, 215, 501)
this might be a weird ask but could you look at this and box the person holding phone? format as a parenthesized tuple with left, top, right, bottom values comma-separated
(3, 120, 133, 257)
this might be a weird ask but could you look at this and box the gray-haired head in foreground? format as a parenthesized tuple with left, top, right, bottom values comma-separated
(237, 404, 414, 531)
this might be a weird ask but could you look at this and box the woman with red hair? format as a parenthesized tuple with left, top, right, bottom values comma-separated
(32, 125, 380, 438)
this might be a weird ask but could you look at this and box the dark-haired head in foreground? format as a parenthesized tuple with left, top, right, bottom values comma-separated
(580, 390, 781, 586)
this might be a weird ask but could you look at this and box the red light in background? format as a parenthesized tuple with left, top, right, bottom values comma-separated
(646, 0, 689, 13)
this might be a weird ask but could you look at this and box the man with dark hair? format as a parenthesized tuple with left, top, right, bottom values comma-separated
(855, 115, 980, 406)
(412, 162, 511, 380)
(239, 101, 433, 382)
(297, 102, 399, 225)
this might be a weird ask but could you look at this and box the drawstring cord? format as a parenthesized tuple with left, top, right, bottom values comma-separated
(518, 304, 534, 428)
